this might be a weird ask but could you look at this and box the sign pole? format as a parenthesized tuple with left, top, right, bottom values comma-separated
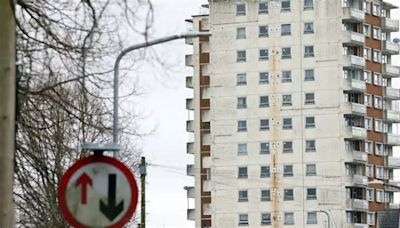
(140, 157, 147, 228)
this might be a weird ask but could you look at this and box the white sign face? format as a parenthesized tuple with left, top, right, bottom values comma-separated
(58, 156, 138, 228)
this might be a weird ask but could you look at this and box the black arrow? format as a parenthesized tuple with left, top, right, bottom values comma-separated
(99, 174, 124, 221)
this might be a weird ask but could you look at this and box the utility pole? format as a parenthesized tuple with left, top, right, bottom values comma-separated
(140, 157, 147, 228)
(0, 0, 15, 227)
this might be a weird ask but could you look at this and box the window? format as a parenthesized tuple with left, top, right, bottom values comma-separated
(284, 189, 294, 200)
(282, 94, 292, 106)
(364, 94, 372, 106)
(374, 96, 382, 109)
(284, 212, 294, 225)
(376, 189, 384, 202)
(305, 116, 315, 128)
(375, 142, 383, 156)
(259, 72, 269, 84)
(260, 166, 270, 178)
(305, 69, 315, 81)
(261, 189, 271, 201)
(237, 120, 247, 132)
(366, 188, 374, 201)
(365, 117, 372, 130)
(307, 188, 317, 200)
(375, 166, 384, 179)
(238, 143, 247, 156)
(373, 50, 382, 63)
(260, 96, 269, 107)
(372, 3, 381, 16)
(260, 119, 269, 130)
(306, 164, 316, 176)
(236, 27, 246, 39)
(305, 93, 315, 104)
(239, 214, 249, 225)
(306, 140, 316, 152)
(363, 24, 370, 37)
(363, 0, 370, 13)
(237, 97, 247, 109)
(282, 71, 292, 82)
(282, 47, 291, 59)
(304, 22, 314, 34)
(283, 165, 293, 177)
(259, 2, 268, 14)
(281, 0, 291, 12)
(259, 49, 269, 60)
(259, 25, 269, 37)
(364, 71, 372, 83)
(236, 3, 246, 16)
(283, 118, 292, 129)
(365, 141, 373, 154)
(366, 165, 373, 177)
(374, 73, 382, 86)
(367, 212, 375, 225)
(238, 167, 248, 178)
(281, 24, 291, 35)
(364, 47, 371, 60)
(304, 0, 313, 10)
(261, 213, 271, 225)
(238, 190, 248, 202)
(373, 26, 381, 40)
(375, 119, 383, 132)
(237, 50, 246, 62)
(307, 212, 317, 224)
(304, 46, 314, 57)
(236, 73, 247, 85)
(260, 142, 270, 154)
(283, 141, 293, 153)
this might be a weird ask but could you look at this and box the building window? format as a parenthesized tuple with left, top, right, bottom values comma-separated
(282, 70, 292, 82)
(305, 93, 315, 104)
(307, 188, 317, 200)
(260, 96, 269, 107)
(306, 164, 316, 176)
(363, 0, 370, 13)
(281, 0, 291, 12)
(283, 165, 293, 177)
(365, 164, 373, 177)
(261, 189, 271, 201)
(259, 72, 269, 84)
(238, 167, 248, 178)
(260, 119, 270, 130)
(373, 26, 381, 40)
(306, 140, 316, 152)
(260, 166, 270, 178)
(284, 212, 294, 225)
(284, 189, 294, 200)
(364, 47, 371, 60)
(307, 212, 317, 224)
(259, 49, 269, 60)
(237, 97, 247, 109)
(283, 118, 292, 129)
(236, 73, 247, 86)
(260, 142, 270, 154)
(374, 73, 382, 86)
(239, 214, 249, 225)
(374, 96, 382, 109)
(236, 3, 246, 16)
(283, 141, 293, 153)
(364, 71, 372, 83)
(282, 47, 291, 59)
(375, 119, 383, 132)
(259, 25, 269, 37)
(373, 50, 382, 63)
(364, 93, 372, 106)
(304, 46, 314, 57)
(261, 213, 271, 225)
(304, 22, 314, 34)
(304, 0, 313, 10)
(375, 142, 383, 156)
(282, 94, 292, 106)
(237, 50, 246, 62)
(376, 189, 384, 202)
(305, 69, 315, 81)
(366, 188, 374, 201)
(365, 141, 373, 154)
(365, 117, 372, 130)
(236, 27, 246, 39)
(238, 190, 248, 202)
(363, 24, 370, 36)
(367, 212, 375, 225)
(259, 2, 268, 14)
(281, 24, 291, 35)
(375, 166, 384, 179)
(238, 143, 247, 156)
(372, 3, 381, 16)
(305, 116, 315, 128)
(237, 120, 247, 132)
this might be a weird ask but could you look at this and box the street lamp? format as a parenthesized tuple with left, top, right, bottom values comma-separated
(314, 210, 331, 228)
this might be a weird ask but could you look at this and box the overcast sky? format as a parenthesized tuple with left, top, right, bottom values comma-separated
(136, 1, 400, 227)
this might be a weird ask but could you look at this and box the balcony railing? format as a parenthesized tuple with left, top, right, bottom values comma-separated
(343, 7, 365, 22)
(186, 120, 195, 132)
(187, 209, 195, 220)
(347, 199, 369, 211)
(186, 98, 194, 110)
(385, 133, 400, 145)
(352, 151, 368, 163)
(382, 17, 400, 32)
(186, 76, 193, 88)
(383, 41, 400, 55)
(383, 64, 400, 78)
(184, 186, 195, 198)
(384, 87, 400, 100)
(385, 109, 400, 123)
(388, 156, 400, 169)
(342, 31, 365, 46)
(345, 224, 369, 228)
(187, 142, 194, 154)
(347, 174, 368, 187)
(343, 103, 367, 116)
(345, 126, 367, 140)
(185, 54, 194, 67)
(186, 164, 194, 176)
(203, 180, 212, 192)
(344, 79, 366, 92)
(343, 55, 366, 69)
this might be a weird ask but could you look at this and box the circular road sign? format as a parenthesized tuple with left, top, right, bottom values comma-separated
(58, 155, 138, 228)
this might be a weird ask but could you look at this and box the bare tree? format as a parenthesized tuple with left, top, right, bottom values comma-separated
(14, 0, 153, 226)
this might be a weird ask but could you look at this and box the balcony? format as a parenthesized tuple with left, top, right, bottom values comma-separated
(186, 76, 193, 88)
(382, 18, 399, 32)
(343, 7, 365, 22)
(342, 31, 365, 46)
(385, 133, 400, 146)
(184, 186, 195, 198)
(186, 120, 195, 132)
(186, 164, 194, 176)
(347, 174, 368, 187)
(185, 37, 193, 45)
(385, 109, 400, 123)
(388, 156, 400, 169)
(348, 150, 368, 164)
(383, 41, 400, 55)
(187, 209, 195, 220)
(346, 199, 369, 211)
(203, 180, 212, 192)
(384, 87, 400, 100)
(386, 180, 400, 192)
(345, 224, 368, 228)
(389, 203, 400, 209)
(185, 54, 194, 67)
(186, 98, 194, 110)
(382, 64, 400, 78)
(187, 142, 194, 154)
(344, 79, 366, 92)
(343, 55, 366, 69)
(343, 103, 367, 116)
(344, 126, 367, 140)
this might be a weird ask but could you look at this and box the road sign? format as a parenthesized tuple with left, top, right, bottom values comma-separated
(58, 155, 138, 228)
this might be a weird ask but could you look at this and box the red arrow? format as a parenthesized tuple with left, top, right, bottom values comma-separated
(75, 173, 93, 204)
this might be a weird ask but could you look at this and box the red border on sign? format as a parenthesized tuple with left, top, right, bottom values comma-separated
(58, 155, 139, 228)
